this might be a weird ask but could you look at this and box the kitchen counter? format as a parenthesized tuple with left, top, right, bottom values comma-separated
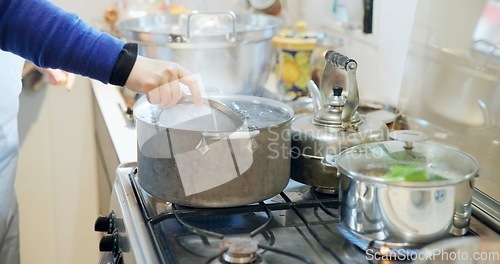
(92, 80, 136, 163)
(92, 80, 137, 215)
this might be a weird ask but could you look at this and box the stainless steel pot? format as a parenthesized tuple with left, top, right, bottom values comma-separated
(336, 137, 479, 246)
(117, 12, 282, 96)
(134, 95, 293, 207)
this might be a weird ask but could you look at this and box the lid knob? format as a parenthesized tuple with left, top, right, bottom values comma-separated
(328, 86, 346, 107)
(389, 130, 430, 149)
(332, 86, 343, 96)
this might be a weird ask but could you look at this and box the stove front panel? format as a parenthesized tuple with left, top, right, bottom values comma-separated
(98, 164, 160, 264)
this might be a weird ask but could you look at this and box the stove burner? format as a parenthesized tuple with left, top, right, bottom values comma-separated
(313, 186, 338, 195)
(366, 240, 422, 260)
(219, 238, 260, 264)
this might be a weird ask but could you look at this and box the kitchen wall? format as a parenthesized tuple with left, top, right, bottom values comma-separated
(15, 1, 112, 264)
(295, 0, 419, 107)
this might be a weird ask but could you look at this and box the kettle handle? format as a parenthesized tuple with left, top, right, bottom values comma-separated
(325, 50, 357, 71)
(324, 51, 359, 130)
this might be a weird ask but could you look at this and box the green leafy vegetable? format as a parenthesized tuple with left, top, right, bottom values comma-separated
(381, 165, 448, 182)
(382, 165, 428, 182)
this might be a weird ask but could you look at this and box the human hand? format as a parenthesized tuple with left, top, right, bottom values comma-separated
(125, 56, 203, 108)
(38, 68, 75, 91)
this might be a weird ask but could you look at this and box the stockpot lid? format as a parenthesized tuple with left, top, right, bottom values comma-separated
(117, 12, 282, 47)
(336, 140, 479, 187)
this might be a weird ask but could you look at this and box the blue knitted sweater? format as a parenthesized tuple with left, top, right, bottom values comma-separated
(0, 0, 126, 84)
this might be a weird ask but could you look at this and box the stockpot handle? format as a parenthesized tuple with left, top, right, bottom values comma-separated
(186, 11, 237, 42)
(202, 130, 260, 140)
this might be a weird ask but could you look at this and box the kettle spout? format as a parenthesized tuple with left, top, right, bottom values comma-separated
(307, 80, 323, 112)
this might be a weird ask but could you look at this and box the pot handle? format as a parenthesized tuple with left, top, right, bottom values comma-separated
(186, 11, 237, 42)
(321, 153, 338, 168)
(202, 130, 260, 140)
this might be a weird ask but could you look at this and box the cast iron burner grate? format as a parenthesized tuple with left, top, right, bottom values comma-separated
(128, 169, 348, 264)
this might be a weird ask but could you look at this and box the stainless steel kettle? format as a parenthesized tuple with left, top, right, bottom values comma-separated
(290, 50, 389, 193)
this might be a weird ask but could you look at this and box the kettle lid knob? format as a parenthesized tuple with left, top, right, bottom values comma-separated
(332, 86, 343, 96)
(328, 86, 346, 107)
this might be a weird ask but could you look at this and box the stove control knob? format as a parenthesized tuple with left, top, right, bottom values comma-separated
(94, 216, 111, 233)
(99, 235, 115, 252)
(99, 230, 119, 257)
(94, 211, 115, 234)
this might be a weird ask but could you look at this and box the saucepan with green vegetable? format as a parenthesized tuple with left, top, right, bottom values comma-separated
(336, 135, 479, 247)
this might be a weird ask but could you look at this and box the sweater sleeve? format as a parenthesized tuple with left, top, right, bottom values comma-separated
(0, 0, 126, 84)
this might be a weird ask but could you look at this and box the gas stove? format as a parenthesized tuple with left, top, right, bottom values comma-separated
(96, 163, 493, 264)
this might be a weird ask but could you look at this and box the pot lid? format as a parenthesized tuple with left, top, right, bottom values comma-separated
(336, 140, 479, 187)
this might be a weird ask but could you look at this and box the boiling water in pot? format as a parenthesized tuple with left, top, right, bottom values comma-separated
(225, 101, 292, 129)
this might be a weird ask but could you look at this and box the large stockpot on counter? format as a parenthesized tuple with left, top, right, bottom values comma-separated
(291, 51, 388, 193)
(117, 12, 282, 96)
(337, 131, 479, 246)
(133, 95, 294, 208)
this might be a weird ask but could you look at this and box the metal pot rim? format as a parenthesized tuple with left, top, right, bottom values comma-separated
(337, 141, 479, 187)
(339, 167, 476, 187)
(208, 94, 295, 127)
(117, 13, 282, 45)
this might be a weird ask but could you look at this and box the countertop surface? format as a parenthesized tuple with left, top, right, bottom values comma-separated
(91, 79, 136, 164)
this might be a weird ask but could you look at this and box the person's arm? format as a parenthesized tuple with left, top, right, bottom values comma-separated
(0, 0, 123, 84)
(0, 0, 201, 106)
